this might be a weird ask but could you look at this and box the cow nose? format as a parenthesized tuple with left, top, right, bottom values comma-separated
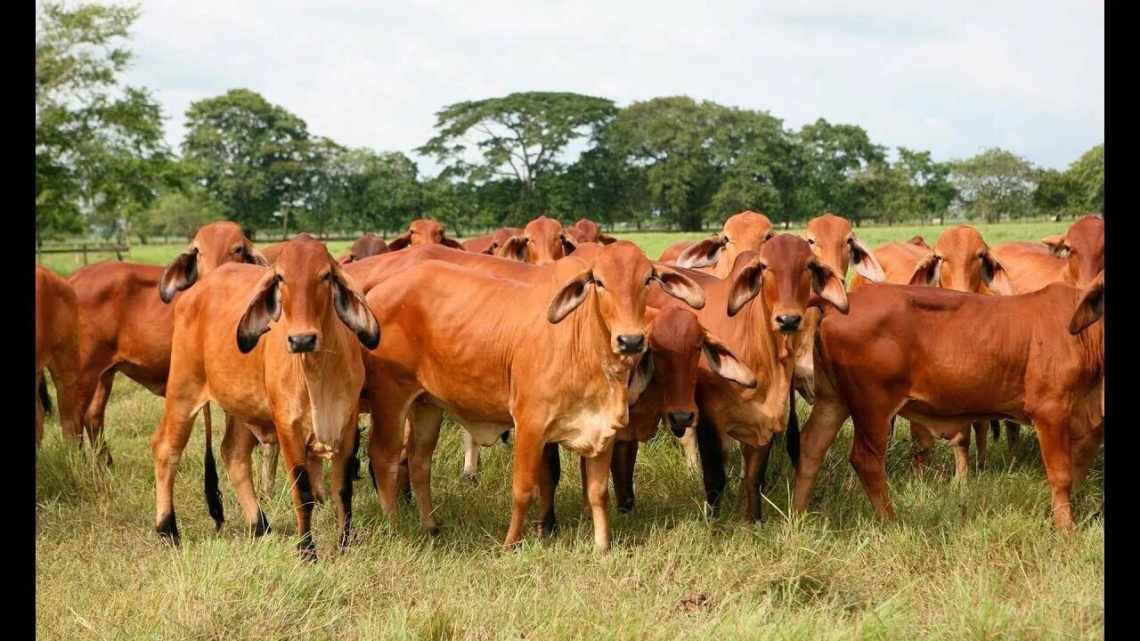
(616, 334, 646, 354)
(667, 411, 695, 437)
(775, 315, 802, 332)
(288, 333, 318, 353)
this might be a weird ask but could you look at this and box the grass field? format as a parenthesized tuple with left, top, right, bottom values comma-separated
(35, 220, 1103, 640)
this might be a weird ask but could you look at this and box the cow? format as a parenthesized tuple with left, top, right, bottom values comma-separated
(461, 227, 522, 255)
(648, 234, 850, 522)
(388, 218, 464, 250)
(494, 216, 578, 265)
(337, 233, 389, 263)
(849, 225, 1015, 477)
(150, 237, 379, 560)
(258, 233, 319, 265)
(36, 266, 83, 448)
(67, 221, 266, 465)
(792, 274, 1104, 531)
(563, 218, 617, 245)
(358, 242, 705, 553)
(672, 210, 775, 278)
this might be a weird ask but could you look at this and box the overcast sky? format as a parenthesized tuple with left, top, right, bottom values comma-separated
(122, 1, 1103, 175)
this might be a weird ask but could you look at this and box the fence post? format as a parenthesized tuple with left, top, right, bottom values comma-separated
(82, 244, 89, 266)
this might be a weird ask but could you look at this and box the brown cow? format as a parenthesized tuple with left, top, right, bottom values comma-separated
(257, 233, 318, 265)
(388, 218, 464, 250)
(68, 221, 265, 464)
(564, 218, 617, 245)
(649, 235, 850, 521)
(337, 233, 389, 263)
(151, 237, 379, 559)
(36, 266, 83, 447)
(461, 227, 522, 255)
(358, 242, 705, 553)
(673, 211, 775, 278)
(495, 216, 578, 265)
(792, 276, 1104, 531)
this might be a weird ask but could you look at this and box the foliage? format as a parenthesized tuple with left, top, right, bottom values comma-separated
(949, 148, 1037, 223)
(1066, 144, 1104, 214)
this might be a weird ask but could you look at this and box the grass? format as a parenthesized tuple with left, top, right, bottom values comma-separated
(36, 220, 1102, 640)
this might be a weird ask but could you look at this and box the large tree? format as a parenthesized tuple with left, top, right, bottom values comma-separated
(417, 91, 616, 222)
(1066, 143, 1104, 214)
(710, 107, 798, 225)
(36, 0, 170, 242)
(949, 148, 1037, 222)
(893, 147, 957, 224)
(796, 118, 886, 224)
(181, 88, 311, 235)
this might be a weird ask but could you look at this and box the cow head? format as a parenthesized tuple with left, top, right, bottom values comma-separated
(340, 233, 389, 263)
(388, 219, 463, 251)
(237, 238, 380, 354)
(928, 226, 1014, 295)
(675, 211, 774, 276)
(160, 221, 268, 303)
(546, 242, 705, 358)
(805, 213, 885, 282)
(496, 216, 576, 265)
(1069, 271, 1105, 334)
(726, 235, 849, 333)
(1043, 215, 1105, 288)
(572, 218, 617, 245)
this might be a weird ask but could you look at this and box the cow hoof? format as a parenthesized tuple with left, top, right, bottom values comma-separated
(297, 538, 318, 562)
(462, 472, 478, 485)
(617, 499, 635, 514)
(426, 526, 442, 537)
(98, 446, 113, 468)
(156, 512, 180, 546)
(538, 517, 558, 537)
(251, 510, 271, 537)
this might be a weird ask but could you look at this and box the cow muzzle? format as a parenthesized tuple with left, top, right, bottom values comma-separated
(774, 314, 802, 333)
(616, 333, 646, 355)
(288, 332, 318, 353)
(666, 411, 695, 437)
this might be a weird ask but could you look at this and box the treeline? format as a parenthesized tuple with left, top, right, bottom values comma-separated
(36, 2, 1105, 243)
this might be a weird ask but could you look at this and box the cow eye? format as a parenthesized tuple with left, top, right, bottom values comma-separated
(807, 238, 815, 245)
(595, 279, 605, 289)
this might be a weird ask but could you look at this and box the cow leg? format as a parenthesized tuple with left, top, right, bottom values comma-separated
(611, 441, 637, 514)
(365, 385, 415, 521)
(503, 425, 545, 550)
(538, 443, 561, 536)
(306, 453, 327, 506)
(220, 414, 270, 536)
(949, 424, 972, 479)
(47, 346, 83, 444)
(34, 371, 45, 448)
(742, 442, 772, 523)
(694, 413, 727, 517)
(785, 388, 801, 468)
(258, 442, 279, 500)
(848, 408, 896, 521)
(331, 418, 360, 551)
(910, 420, 935, 472)
(461, 429, 481, 481)
(407, 402, 444, 534)
(974, 421, 988, 469)
(1006, 421, 1022, 447)
(84, 369, 117, 466)
(1071, 421, 1104, 489)
(276, 426, 318, 561)
(792, 398, 850, 513)
(679, 428, 701, 469)
(1033, 411, 1074, 530)
(584, 446, 615, 554)
(150, 393, 202, 545)
(990, 419, 1002, 442)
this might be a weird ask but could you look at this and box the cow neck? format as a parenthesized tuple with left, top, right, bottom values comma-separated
(292, 311, 359, 456)
(722, 284, 795, 409)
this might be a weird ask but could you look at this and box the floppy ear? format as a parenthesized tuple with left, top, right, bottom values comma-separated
(596, 233, 618, 245)
(387, 232, 413, 251)
(908, 253, 942, 287)
(560, 234, 578, 256)
(440, 236, 464, 250)
(701, 332, 756, 388)
(480, 241, 499, 255)
(244, 246, 270, 267)
(499, 236, 529, 263)
(547, 269, 594, 323)
(727, 257, 766, 317)
(908, 235, 930, 249)
(848, 237, 885, 282)
(979, 249, 1015, 295)
(1069, 274, 1104, 334)
(329, 264, 381, 349)
(236, 270, 282, 353)
(653, 266, 705, 310)
(159, 247, 199, 303)
(337, 252, 356, 264)
(675, 236, 727, 269)
(1041, 234, 1068, 256)
(627, 350, 655, 405)
(808, 259, 849, 313)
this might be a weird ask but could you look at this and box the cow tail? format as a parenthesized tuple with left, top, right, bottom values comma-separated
(203, 406, 225, 531)
(38, 378, 52, 416)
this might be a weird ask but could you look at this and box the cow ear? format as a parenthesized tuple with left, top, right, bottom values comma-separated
(701, 332, 756, 388)
(236, 271, 282, 353)
(329, 265, 381, 349)
(560, 234, 578, 256)
(596, 233, 618, 245)
(1041, 234, 1069, 256)
(908, 253, 942, 287)
(848, 236, 885, 282)
(627, 350, 655, 405)
(481, 242, 498, 255)
(980, 249, 1015, 295)
(498, 236, 529, 262)
(159, 247, 199, 303)
(727, 257, 766, 317)
(337, 252, 356, 264)
(1069, 273, 1104, 334)
(440, 236, 464, 250)
(245, 246, 270, 267)
(388, 232, 413, 251)
(809, 260, 849, 313)
(653, 267, 705, 310)
(908, 235, 930, 249)
(547, 269, 594, 323)
(675, 236, 726, 269)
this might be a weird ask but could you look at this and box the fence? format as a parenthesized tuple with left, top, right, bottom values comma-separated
(36, 243, 130, 265)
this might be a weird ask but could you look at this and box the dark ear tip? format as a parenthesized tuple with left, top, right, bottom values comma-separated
(236, 333, 258, 354)
(159, 287, 175, 304)
(359, 329, 380, 350)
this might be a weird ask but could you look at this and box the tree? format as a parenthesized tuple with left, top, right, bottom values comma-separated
(851, 161, 909, 225)
(418, 92, 617, 219)
(894, 148, 956, 224)
(144, 189, 224, 241)
(796, 119, 886, 224)
(710, 108, 798, 225)
(181, 88, 311, 235)
(36, 1, 170, 242)
(1066, 144, 1104, 214)
(950, 148, 1037, 222)
(1033, 168, 1081, 219)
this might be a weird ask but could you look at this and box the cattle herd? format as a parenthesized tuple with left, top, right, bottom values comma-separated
(34, 211, 1104, 560)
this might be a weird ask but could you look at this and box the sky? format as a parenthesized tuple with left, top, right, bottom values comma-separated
(121, 0, 1104, 175)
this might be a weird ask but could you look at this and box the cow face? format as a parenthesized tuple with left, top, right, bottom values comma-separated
(805, 213, 884, 283)
(237, 238, 379, 354)
(388, 219, 463, 251)
(675, 211, 774, 273)
(160, 221, 268, 303)
(932, 226, 1014, 295)
(341, 233, 389, 263)
(1044, 215, 1105, 288)
(572, 218, 617, 245)
(726, 235, 849, 333)
(547, 242, 705, 358)
(497, 216, 576, 265)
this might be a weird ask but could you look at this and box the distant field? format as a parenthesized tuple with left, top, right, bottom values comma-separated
(35, 217, 1101, 640)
